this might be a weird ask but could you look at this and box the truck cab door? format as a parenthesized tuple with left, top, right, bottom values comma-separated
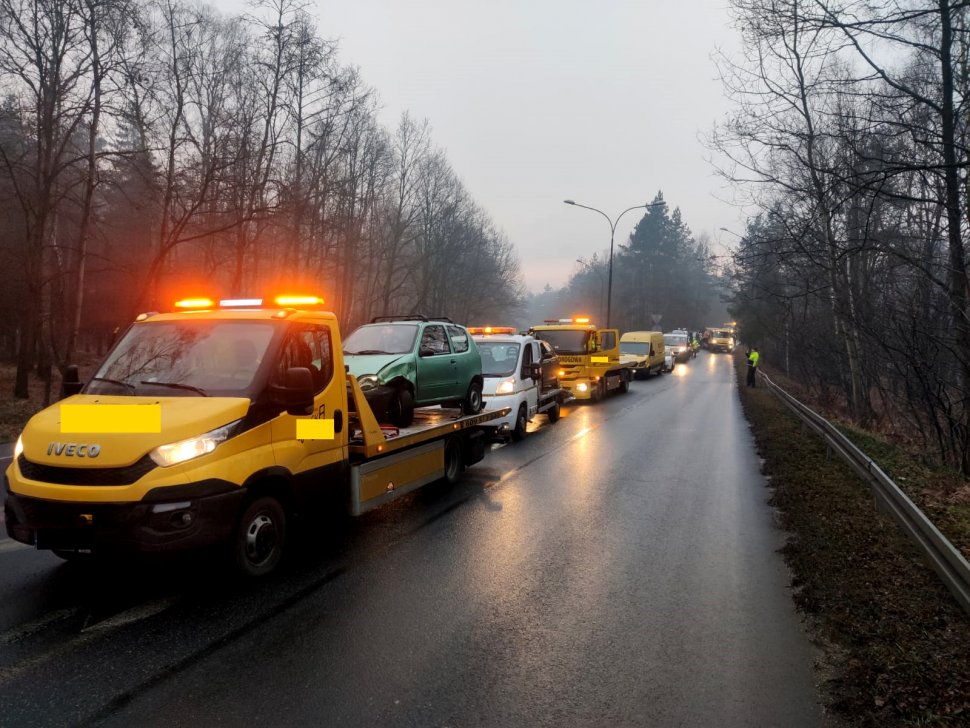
(270, 323, 348, 497)
(596, 329, 619, 361)
(521, 342, 540, 416)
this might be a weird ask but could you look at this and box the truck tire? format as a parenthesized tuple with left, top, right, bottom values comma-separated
(463, 380, 483, 415)
(619, 372, 630, 393)
(547, 402, 561, 423)
(234, 496, 286, 578)
(511, 404, 528, 441)
(443, 436, 463, 485)
(388, 387, 414, 427)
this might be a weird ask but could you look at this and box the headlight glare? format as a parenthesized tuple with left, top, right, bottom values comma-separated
(496, 379, 515, 395)
(150, 419, 241, 467)
(14, 434, 24, 458)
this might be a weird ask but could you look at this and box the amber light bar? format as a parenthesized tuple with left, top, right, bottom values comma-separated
(274, 295, 325, 306)
(174, 298, 215, 309)
(219, 298, 263, 307)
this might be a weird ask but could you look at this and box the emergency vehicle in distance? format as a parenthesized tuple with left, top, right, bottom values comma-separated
(469, 327, 569, 440)
(3, 294, 508, 577)
(529, 317, 634, 401)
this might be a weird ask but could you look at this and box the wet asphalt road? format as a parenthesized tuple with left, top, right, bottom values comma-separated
(0, 352, 823, 727)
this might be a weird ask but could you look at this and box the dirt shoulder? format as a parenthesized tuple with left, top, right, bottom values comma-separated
(737, 355, 970, 726)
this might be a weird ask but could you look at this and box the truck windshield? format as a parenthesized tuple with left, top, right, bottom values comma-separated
(478, 342, 520, 377)
(535, 330, 588, 355)
(344, 324, 418, 355)
(664, 334, 687, 347)
(621, 342, 649, 355)
(88, 320, 277, 396)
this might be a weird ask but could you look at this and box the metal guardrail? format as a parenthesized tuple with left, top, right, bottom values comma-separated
(759, 370, 970, 615)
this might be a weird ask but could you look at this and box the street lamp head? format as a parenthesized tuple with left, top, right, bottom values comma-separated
(564, 199, 575, 205)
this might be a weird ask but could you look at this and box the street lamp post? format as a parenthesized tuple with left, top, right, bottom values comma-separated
(564, 199, 666, 327)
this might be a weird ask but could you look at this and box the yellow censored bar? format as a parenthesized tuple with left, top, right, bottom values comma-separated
(296, 419, 335, 440)
(61, 404, 162, 433)
(591, 356, 609, 363)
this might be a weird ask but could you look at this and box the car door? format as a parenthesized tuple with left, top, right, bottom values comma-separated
(415, 324, 457, 403)
(447, 325, 478, 398)
(270, 322, 347, 495)
(521, 341, 540, 416)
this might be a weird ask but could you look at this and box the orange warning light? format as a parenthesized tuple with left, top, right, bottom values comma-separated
(274, 295, 324, 307)
(174, 297, 215, 309)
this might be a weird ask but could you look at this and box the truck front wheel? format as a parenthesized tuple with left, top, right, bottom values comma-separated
(234, 496, 286, 578)
(619, 372, 630, 393)
(511, 404, 528, 441)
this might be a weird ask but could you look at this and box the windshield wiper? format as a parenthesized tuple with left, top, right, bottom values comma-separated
(90, 376, 136, 391)
(348, 349, 390, 355)
(140, 381, 209, 396)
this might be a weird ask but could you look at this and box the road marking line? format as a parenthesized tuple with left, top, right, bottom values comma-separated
(0, 540, 29, 555)
(81, 598, 179, 633)
(0, 606, 82, 646)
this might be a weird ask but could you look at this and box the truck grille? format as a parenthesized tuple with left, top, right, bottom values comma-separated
(17, 454, 156, 486)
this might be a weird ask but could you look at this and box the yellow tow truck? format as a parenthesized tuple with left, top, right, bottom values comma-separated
(3, 294, 507, 576)
(529, 317, 633, 401)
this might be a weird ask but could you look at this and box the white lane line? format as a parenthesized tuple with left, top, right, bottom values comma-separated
(0, 606, 83, 646)
(0, 540, 29, 555)
(0, 598, 180, 685)
(81, 598, 180, 633)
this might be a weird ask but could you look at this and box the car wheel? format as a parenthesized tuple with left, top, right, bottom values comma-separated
(463, 380, 483, 415)
(233, 496, 286, 578)
(387, 387, 414, 427)
(443, 436, 463, 485)
(511, 404, 528, 441)
(546, 402, 561, 423)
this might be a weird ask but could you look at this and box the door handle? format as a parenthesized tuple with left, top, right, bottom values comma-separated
(334, 409, 343, 433)
(450, 359, 456, 364)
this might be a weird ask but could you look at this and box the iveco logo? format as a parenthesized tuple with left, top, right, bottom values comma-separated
(47, 442, 102, 458)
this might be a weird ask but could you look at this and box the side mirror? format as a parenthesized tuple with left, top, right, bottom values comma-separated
(62, 364, 83, 397)
(272, 367, 315, 415)
(524, 363, 541, 381)
(419, 346, 436, 357)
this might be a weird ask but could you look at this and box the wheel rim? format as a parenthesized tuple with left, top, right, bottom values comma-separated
(470, 385, 482, 411)
(244, 513, 277, 566)
(445, 443, 460, 481)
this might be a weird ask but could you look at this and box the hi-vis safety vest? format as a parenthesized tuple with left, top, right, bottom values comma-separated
(749, 351, 760, 367)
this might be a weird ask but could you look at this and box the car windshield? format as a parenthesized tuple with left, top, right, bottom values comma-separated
(344, 324, 418, 355)
(664, 334, 687, 347)
(621, 342, 649, 355)
(88, 320, 278, 396)
(535, 330, 589, 354)
(478, 342, 520, 377)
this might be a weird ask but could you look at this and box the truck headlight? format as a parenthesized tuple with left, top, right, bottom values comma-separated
(496, 378, 515, 395)
(576, 383, 589, 392)
(357, 374, 379, 391)
(14, 434, 23, 458)
(150, 419, 242, 467)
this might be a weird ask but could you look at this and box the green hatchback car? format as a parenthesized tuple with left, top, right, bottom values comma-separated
(343, 316, 484, 427)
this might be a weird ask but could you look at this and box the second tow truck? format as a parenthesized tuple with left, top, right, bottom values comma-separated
(469, 327, 569, 440)
(529, 317, 634, 401)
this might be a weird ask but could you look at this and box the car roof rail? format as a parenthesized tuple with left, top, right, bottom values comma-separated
(428, 316, 454, 323)
(370, 315, 428, 323)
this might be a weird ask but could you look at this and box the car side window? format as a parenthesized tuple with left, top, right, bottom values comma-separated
(540, 340, 555, 360)
(521, 341, 534, 378)
(421, 325, 450, 355)
(275, 326, 333, 393)
(447, 325, 469, 353)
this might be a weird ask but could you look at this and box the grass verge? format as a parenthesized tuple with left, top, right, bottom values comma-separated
(738, 357, 970, 726)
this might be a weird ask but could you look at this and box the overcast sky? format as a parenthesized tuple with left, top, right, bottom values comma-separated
(228, 0, 746, 292)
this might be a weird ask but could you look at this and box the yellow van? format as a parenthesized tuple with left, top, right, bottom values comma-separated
(619, 331, 665, 378)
